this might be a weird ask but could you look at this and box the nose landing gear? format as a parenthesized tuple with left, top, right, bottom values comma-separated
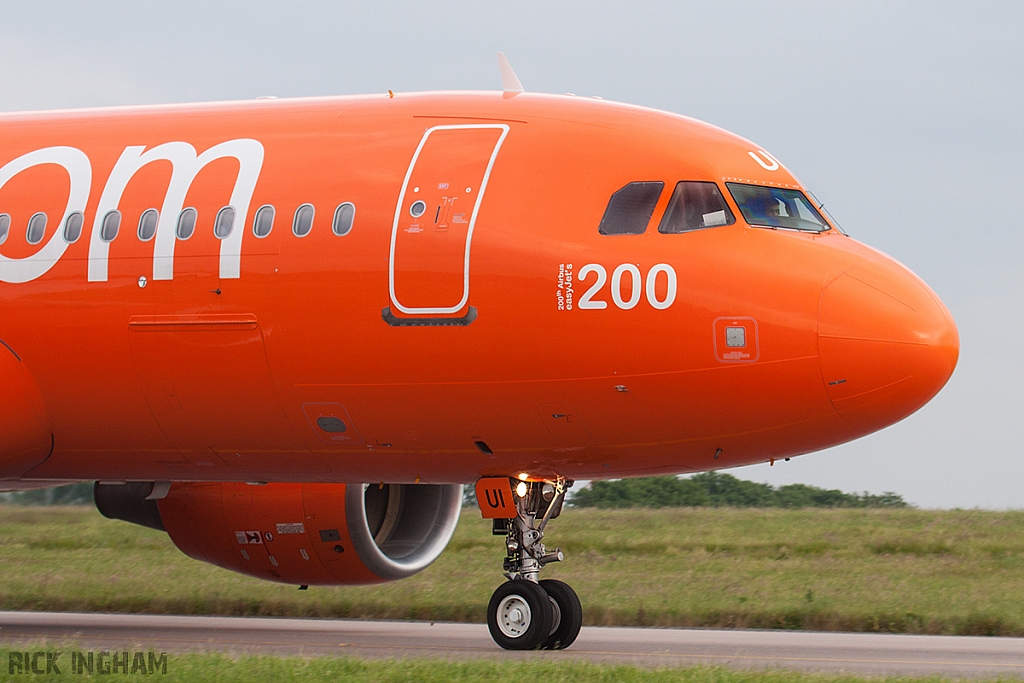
(484, 478, 582, 650)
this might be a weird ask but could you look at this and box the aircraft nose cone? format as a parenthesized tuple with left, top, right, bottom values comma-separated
(818, 257, 959, 434)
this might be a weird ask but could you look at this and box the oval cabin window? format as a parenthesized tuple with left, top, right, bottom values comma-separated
(253, 205, 274, 238)
(214, 206, 236, 240)
(100, 211, 121, 243)
(63, 212, 84, 243)
(293, 204, 314, 237)
(138, 209, 158, 241)
(176, 207, 197, 240)
(26, 212, 48, 245)
(332, 202, 355, 236)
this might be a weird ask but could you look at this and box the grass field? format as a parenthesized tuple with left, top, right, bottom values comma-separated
(1, 505, 1023, 636)
(3, 653, 1010, 683)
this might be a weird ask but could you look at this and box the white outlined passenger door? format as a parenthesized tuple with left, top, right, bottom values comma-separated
(384, 124, 509, 326)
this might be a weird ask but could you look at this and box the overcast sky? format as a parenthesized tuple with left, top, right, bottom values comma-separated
(0, 2, 1019, 508)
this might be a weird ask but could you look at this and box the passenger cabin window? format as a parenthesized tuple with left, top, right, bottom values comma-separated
(726, 183, 830, 233)
(63, 212, 84, 243)
(598, 182, 664, 235)
(176, 207, 197, 240)
(658, 182, 735, 233)
(138, 209, 158, 241)
(214, 206, 236, 240)
(0, 214, 9, 245)
(332, 202, 355, 236)
(100, 210, 120, 243)
(26, 212, 47, 245)
(293, 203, 314, 237)
(253, 205, 274, 238)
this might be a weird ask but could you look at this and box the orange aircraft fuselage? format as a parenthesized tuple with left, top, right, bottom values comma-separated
(0, 91, 958, 486)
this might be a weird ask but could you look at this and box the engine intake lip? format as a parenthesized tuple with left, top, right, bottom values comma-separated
(345, 482, 463, 580)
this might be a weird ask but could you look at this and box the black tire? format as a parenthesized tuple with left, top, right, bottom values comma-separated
(487, 580, 554, 650)
(539, 579, 583, 650)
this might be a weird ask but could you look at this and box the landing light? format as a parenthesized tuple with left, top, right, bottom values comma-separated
(516, 482, 528, 498)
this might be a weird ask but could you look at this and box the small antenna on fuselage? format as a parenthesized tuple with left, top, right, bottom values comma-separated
(497, 52, 524, 94)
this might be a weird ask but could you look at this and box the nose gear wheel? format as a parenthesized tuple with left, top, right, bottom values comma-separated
(539, 578, 582, 650)
(486, 580, 553, 650)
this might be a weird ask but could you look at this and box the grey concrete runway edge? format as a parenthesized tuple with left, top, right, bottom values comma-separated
(1, 611, 1023, 677)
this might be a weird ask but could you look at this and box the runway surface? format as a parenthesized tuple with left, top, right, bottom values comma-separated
(1, 611, 1023, 677)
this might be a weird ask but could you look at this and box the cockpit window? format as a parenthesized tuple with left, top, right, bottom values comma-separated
(598, 181, 664, 235)
(726, 183, 830, 233)
(806, 190, 847, 235)
(658, 181, 735, 233)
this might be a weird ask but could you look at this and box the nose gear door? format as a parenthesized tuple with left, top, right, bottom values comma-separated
(385, 124, 509, 326)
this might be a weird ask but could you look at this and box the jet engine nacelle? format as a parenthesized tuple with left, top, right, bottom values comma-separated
(95, 481, 462, 585)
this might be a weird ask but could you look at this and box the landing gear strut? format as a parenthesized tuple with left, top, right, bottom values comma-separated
(485, 478, 582, 650)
